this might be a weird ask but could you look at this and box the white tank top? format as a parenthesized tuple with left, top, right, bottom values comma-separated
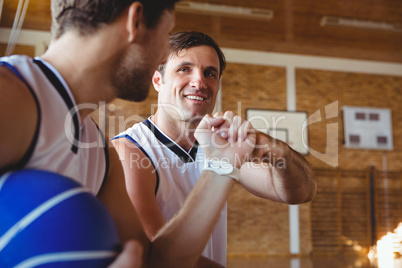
(0, 55, 108, 195)
(114, 118, 227, 266)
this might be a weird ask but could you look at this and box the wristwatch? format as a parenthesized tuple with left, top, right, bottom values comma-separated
(203, 158, 241, 182)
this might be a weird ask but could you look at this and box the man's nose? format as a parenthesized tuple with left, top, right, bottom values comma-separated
(189, 71, 207, 90)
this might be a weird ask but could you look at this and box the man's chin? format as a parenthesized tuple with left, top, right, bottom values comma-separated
(184, 113, 206, 124)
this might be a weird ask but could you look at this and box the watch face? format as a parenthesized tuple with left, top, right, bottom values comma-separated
(219, 161, 234, 174)
(205, 159, 233, 174)
(203, 159, 240, 181)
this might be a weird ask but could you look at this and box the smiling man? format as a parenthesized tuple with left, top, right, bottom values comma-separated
(113, 31, 226, 267)
(112, 31, 316, 267)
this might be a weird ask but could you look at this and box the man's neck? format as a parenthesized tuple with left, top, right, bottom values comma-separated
(151, 112, 199, 152)
(41, 32, 120, 122)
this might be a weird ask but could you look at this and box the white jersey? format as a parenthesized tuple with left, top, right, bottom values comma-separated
(0, 55, 108, 195)
(114, 118, 227, 266)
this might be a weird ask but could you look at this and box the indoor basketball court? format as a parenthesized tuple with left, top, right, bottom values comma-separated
(1, 0, 401, 267)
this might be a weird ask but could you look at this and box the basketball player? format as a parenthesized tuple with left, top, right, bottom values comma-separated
(0, 1, 256, 267)
(112, 31, 317, 267)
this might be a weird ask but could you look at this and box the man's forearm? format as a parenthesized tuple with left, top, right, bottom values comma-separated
(239, 132, 316, 204)
(148, 171, 235, 268)
(274, 145, 316, 203)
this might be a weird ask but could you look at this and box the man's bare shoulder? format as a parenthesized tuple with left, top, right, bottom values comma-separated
(0, 66, 39, 171)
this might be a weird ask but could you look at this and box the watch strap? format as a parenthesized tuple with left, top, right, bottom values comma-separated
(203, 158, 240, 182)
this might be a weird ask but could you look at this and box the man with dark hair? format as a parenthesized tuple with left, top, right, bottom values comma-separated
(113, 31, 316, 267)
(50, 0, 176, 39)
(157, 31, 226, 78)
(0, 2, 257, 267)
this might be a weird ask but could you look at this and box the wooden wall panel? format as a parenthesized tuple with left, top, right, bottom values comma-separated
(311, 169, 340, 255)
(312, 169, 402, 256)
(2, 0, 402, 63)
(227, 184, 291, 256)
(0, 43, 35, 57)
(221, 63, 287, 118)
(1, 0, 52, 31)
(297, 69, 402, 255)
(296, 69, 402, 171)
(339, 170, 371, 255)
(173, 0, 402, 63)
(374, 170, 402, 240)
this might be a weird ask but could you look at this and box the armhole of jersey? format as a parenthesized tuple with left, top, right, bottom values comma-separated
(0, 62, 41, 174)
(33, 59, 80, 154)
(111, 135, 160, 195)
(91, 119, 109, 192)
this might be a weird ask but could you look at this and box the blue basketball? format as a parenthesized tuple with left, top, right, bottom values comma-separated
(0, 169, 120, 267)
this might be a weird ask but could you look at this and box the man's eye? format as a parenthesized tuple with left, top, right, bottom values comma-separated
(205, 72, 217, 78)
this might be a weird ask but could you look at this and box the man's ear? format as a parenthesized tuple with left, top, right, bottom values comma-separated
(126, 2, 145, 43)
(152, 70, 163, 92)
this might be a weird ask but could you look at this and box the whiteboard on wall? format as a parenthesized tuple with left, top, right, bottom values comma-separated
(342, 106, 393, 150)
(246, 109, 309, 155)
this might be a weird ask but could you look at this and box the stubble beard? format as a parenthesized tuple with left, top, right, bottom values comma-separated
(112, 49, 154, 102)
(112, 65, 152, 102)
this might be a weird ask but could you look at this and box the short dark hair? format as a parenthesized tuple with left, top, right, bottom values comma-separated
(51, 0, 178, 39)
(158, 31, 226, 78)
